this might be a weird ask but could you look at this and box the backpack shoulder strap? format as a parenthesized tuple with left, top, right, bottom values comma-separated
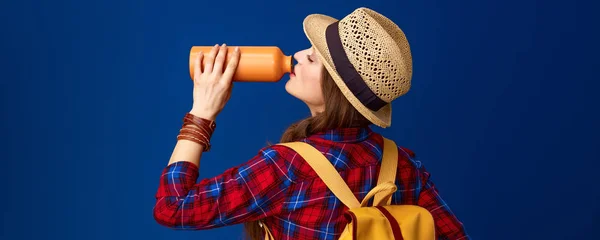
(276, 142, 361, 209)
(373, 137, 399, 205)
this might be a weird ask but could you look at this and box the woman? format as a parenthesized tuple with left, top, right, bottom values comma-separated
(153, 7, 469, 240)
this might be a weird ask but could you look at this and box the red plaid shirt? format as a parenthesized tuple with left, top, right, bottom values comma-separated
(154, 127, 469, 239)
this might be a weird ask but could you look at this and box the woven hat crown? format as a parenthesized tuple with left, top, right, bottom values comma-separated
(336, 8, 413, 102)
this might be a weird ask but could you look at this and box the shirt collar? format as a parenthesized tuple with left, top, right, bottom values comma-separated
(308, 126, 374, 143)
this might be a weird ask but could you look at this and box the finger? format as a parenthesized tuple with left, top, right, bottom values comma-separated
(221, 46, 241, 85)
(212, 44, 227, 75)
(204, 44, 219, 74)
(194, 51, 203, 81)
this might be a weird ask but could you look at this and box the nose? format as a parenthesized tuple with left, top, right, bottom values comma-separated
(293, 51, 303, 64)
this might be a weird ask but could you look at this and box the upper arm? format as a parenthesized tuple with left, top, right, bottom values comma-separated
(397, 146, 470, 239)
(153, 145, 298, 230)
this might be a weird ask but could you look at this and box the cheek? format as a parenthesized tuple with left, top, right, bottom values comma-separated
(301, 68, 320, 86)
(285, 74, 303, 98)
(285, 65, 325, 105)
(301, 69, 325, 104)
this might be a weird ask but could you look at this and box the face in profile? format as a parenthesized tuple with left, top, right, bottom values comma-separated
(285, 47, 326, 113)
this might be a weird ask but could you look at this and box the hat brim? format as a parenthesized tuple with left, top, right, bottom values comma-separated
(303, 14, 392, 128)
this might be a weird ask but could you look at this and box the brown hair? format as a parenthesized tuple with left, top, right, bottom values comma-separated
(242, 66, 371, 240)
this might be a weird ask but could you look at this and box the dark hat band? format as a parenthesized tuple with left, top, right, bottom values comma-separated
(325, 21, 387, 112)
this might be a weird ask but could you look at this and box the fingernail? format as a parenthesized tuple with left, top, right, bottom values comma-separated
(235, 47, 239, 52)
(222, 43, 226, 47)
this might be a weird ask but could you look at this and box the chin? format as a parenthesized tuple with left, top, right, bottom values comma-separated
(284, 78, 292, 94)
(284, 76, 296, 93)
(284, 78, 301, 100)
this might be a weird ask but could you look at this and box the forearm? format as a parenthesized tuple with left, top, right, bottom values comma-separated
(167, 138, 204, 167)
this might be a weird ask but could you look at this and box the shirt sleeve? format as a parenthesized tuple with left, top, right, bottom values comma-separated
(153, 145, 297, 230)
(412, 157, 470, 239)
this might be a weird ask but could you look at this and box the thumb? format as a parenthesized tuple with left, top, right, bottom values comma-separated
(194, 51, 203, 83)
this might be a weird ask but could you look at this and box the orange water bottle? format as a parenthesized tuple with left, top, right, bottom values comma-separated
(189, 46, 293, 82)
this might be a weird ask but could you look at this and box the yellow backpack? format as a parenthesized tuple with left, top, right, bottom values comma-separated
(258, 137, 435, 240)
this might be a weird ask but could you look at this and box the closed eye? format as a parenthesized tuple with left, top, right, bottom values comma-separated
(307, 55, 313, 63)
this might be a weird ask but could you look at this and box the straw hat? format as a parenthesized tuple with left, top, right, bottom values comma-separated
(303, 7, 413, 128)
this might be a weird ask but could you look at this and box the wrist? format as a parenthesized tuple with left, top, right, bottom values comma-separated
(189, 108, 216, 121)
(177, 112, 217, 152)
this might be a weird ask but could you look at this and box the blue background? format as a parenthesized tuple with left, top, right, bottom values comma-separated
(1, 0, 598, 239)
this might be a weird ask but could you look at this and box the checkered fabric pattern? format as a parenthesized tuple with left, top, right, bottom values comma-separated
(154, 127, 469, 239)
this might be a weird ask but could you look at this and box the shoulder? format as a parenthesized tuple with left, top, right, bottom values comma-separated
(259, 141, 334, 180)
(258, 143, 303, 162)
(397, 146, 421, 168)
(379, 135, 419, 167)
(380, 136, 423, 171)
(398, 146, 423, 170)
(398, 145, 416, 158)
(239, 144, 307, 183)
(394, 145, 435, 182)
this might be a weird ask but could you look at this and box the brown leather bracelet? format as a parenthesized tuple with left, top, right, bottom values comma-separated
(178, 113, 216, 152)
(177, 133, 211, 151)
(179, 127, 210, 145)
(184, 113, 216, 132)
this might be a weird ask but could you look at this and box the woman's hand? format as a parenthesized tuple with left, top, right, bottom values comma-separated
(190, 44, 240, 121)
